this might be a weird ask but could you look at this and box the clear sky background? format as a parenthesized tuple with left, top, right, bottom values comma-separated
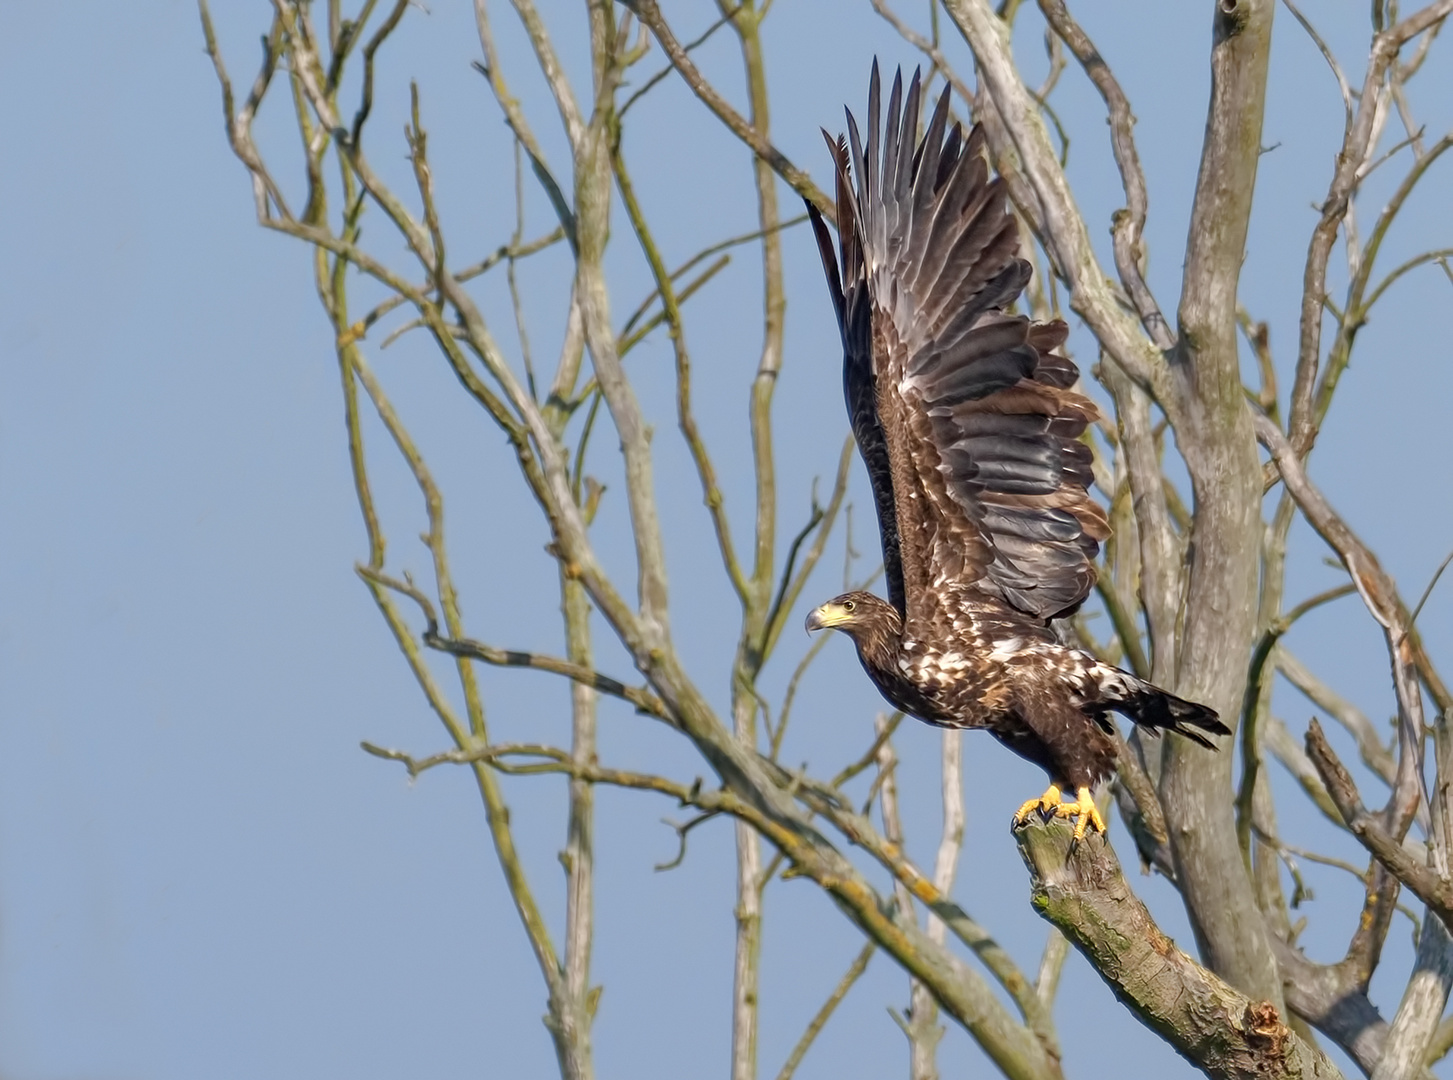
(2, 3, 1452, 1079)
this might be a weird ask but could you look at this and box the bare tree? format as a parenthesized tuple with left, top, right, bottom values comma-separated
(202, 1, 1453, 1077)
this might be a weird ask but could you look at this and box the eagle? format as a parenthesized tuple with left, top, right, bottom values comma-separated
(803, 65, 1227, 841)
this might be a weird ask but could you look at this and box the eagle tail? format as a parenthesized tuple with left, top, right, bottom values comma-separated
(1102, 673, 1229, 748)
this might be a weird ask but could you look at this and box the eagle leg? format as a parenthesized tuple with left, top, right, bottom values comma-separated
(1053, 785, 1106, 842)
(1013, 783, 1063, 826)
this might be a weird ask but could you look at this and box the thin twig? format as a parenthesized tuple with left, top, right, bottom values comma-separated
(830, 713, 904, 789)
(618, 213, 809, 343)
(619, 3, 744, 116)
(358, 565, 670, 720)
(612, 139, 749, 603)
(1277, 649, 1397, 787)
(1288, 2, 1453, 456)
(773, 941, 877, 1080)
(620, 0, 831, 213)
(1236, 583, 1358, 864)
(764, 438, 855, 658)
(1258, 412, 1428, 839)
(1037, 0, 1171, 350)
(1281, 0, 1353, 133)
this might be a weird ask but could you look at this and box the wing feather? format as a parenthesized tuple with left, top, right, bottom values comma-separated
(808, 62, 1109, 626)
(808, 131, 906, 614)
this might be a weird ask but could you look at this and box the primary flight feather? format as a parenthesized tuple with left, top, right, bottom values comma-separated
(804, 65, 1227, 840)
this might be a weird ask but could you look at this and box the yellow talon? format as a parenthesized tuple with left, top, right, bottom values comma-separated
(1053, 786, 1106, 842)
(1013, 783, 1063, 826)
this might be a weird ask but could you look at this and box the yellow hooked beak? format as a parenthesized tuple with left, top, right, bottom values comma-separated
(804, 601, 852, 633)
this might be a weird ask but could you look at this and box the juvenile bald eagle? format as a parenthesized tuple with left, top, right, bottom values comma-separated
(804, 66, 1226, 840)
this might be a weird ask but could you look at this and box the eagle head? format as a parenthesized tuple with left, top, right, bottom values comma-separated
(805, 591, 900, 636)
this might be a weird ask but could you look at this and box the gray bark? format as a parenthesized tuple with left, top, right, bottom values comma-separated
(1161, 0, 1284, 1010)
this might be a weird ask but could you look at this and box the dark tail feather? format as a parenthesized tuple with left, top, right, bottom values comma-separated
(1115, 680, 1229, 748)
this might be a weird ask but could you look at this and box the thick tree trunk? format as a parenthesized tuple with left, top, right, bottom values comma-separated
(1162, 0, 1284, 1010)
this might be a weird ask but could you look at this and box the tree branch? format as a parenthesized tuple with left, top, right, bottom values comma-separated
(1307, 720, 1453, 926)
(1257, 413, 1426, 838)
(1374, 915, 1453, 1080)
(1015, 822, 1346, 1079)
(1036, 0, 1172, 349)
(611, 142, 749, 603)
(358, 565, 670, 720)
(1288, 0, 1453, 456)
(618, 0, 831, 214)
(940, 0, 1169, 398)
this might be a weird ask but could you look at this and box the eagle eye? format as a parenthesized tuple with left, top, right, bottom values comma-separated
(843, 599, 856, 612)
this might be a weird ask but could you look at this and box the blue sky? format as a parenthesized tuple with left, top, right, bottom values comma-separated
(2, 3, 1452, 1078)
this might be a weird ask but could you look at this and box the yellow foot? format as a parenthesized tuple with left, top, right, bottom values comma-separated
(1053, 786, 1107, 842)
(1013, 784, 1063, 827)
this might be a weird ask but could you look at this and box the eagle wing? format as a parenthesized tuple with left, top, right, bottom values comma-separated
(808, 65, 1108, 633)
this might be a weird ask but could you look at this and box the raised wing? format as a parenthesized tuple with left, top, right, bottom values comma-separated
(808, 130, 907, 615)
(808, 65, 1108, 628)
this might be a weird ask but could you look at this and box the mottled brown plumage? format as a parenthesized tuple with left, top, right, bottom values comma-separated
(804, 65, 1227, 838)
